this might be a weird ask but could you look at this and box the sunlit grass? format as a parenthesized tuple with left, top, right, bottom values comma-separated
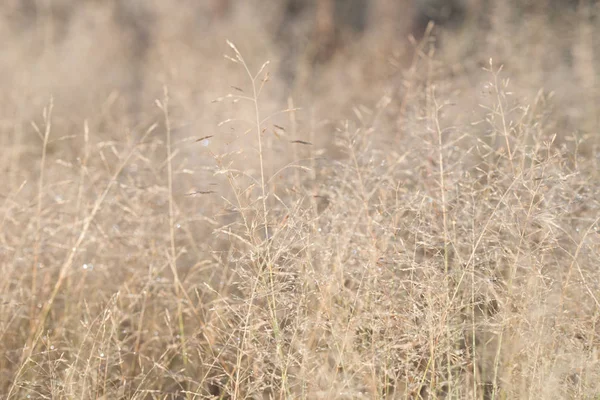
(1, 2, 600, 399)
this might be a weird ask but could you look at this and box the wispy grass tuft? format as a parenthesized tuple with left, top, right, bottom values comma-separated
(1, 3, 600, 399)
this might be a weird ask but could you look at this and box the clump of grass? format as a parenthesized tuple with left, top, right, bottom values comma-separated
(1, 5, 600, 400)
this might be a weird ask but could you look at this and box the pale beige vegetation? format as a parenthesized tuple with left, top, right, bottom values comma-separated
(1, 1, 600, 399)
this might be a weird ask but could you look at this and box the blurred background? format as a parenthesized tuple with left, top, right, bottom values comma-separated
(2, 0, 597, 126)
(1, 0, 598, 172)
(1, 0, 598, 176)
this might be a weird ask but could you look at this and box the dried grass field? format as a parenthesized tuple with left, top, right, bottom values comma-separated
(1, 1, 600, 399)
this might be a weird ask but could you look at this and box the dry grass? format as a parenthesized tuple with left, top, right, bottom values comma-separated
(1, 1, 600, 399)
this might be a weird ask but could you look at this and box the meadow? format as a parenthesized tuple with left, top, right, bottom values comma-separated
(1, 1, 599, 399)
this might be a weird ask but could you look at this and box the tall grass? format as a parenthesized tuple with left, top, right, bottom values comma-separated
(1, 2, 600, 399)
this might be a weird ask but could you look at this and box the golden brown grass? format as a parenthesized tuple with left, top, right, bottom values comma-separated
(1, 2, 600, 399)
